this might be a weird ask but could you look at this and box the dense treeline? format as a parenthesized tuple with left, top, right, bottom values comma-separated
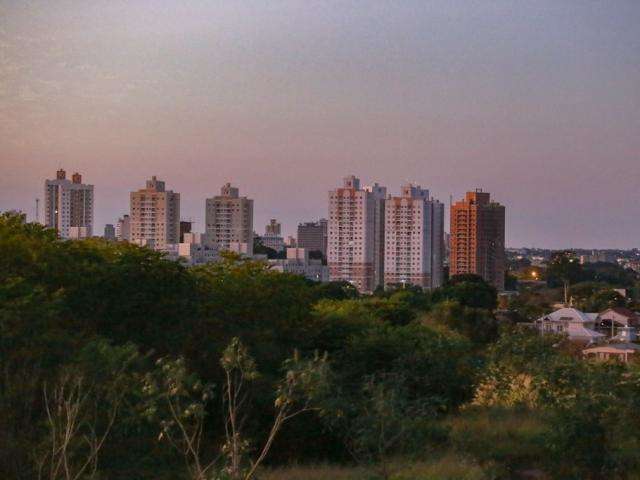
(0, 213, 476, 479)
(2, 212, 640, 480)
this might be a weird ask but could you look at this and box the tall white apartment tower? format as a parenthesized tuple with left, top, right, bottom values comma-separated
(205, 183, 254, 256)
(129, 176, 180, 250)
(384, 183, 445, 289)
(328, 175, 386, 293)
(44, 169, 94, 239)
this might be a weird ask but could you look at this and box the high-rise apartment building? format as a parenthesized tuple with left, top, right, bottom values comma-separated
(129, 176, 180, 250)
(297, 219, 328, 258)
(115, 214, 130, 241)
(205, 183, 254, 256)
(327, 176, 386, 293)
(44, 169, 94, 239)
(261, 218, 284, 252)
(104, 224, 116, 241)
(265, 219, 281, 235)
(384, 184, 444, 289)
(450, 189, 505, 290)
(180, 220, 192, 243)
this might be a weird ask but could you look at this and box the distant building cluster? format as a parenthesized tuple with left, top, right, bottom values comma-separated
(42, 169, 507, 292)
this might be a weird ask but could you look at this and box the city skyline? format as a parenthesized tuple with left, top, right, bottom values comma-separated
(17, 166, 640, 250)
(2, 1, 639, 248)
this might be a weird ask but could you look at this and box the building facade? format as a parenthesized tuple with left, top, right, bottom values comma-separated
(115, 214, 131, 241)
(44, 169, 94, 239)
(129, 176, 180, 250)
(205, 183, 254, 256)
(104, 224, 116, 241)
(260, 233, 285, 252)
(265, 219, 281, 235)
(297, 219, 328, 258)
(268, 248, 329, 283)
(450, 190, 506, 290)
(384, 184, 444, 289)
(179, 220, 192, 242)
(260, 219, 284, 251)
(162, 232, 219, 266)
(327, 175, 386, 293)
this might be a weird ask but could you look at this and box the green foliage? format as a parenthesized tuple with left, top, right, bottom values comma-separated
(583, 289, 627, 312)
(584, 262, 638, 288)
(424, 300, 499, 345)
(446, 407, 549, 475)
(432, 275, 498, 311)
(36, 339, 144, 480)
(311, 281, 360, 301)
(546, 251, 584, 288)
(5, 212, 640, 478)
(334, 373, 435, 479)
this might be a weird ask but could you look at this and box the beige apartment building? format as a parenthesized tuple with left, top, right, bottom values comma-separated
(44, 169, 94, 239)
(327, 175, 386, 293)
(450, 189, 505, 290)
(129, 176, 180, 250)
(205, 183, 254, 256)
(384, 184, 444, 289)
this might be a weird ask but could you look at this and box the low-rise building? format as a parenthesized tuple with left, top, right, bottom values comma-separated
(268, 248, 329, 283)
(583, 343, 640, 363)
(162, 232, 219, 266)
(260, 233, 285, 252)
(535, 307, 605, 343)
(597, 307, 639, 328)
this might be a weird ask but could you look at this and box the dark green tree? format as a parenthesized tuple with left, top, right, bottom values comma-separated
(546, 251, 584, 305)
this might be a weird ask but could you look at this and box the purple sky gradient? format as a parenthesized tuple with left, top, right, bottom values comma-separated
(1, 1, 639, 248)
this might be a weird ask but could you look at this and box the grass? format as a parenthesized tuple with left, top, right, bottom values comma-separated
(445, 406, 549, 474)
(260, 464, 371, 480)
(391, 455, 498, 480)
(262, 407, 550, 480)
(261, 454, 497, 480)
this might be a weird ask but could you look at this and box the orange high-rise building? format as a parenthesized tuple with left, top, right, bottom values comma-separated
(450, 189, 505, 290)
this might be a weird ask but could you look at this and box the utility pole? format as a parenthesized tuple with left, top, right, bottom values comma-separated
(35, 198, 40, 224)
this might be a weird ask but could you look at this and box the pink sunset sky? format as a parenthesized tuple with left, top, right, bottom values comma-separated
(1, 1, 639, 248)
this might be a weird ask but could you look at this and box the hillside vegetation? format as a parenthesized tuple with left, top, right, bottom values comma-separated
(2, 212, 640, 480)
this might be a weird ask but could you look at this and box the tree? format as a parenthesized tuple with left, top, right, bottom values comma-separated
(145, 338, 329, 480)
(582, 289, 627, 313)
(142, 357, 216, 480)
(432, 274, 498, 311)
(328, 373, 432, 480)
(546, 251, 584, 306)
(35, 340, 141, 480)
(220, 338, 329, 480)
(311, 281, 359, 301)
(425, 300, 500, 344)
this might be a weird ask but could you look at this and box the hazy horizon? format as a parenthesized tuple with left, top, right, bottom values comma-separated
(1, 1, 639, 249)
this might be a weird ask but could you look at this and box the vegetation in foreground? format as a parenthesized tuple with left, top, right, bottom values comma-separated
(2, 211, 640, 480)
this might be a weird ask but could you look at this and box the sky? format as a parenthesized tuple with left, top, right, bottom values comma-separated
(1, 0, 639, 248)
